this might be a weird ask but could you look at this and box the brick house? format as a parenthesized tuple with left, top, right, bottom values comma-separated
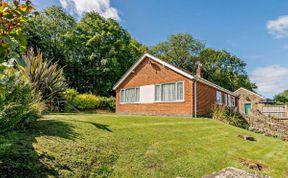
(113, 53, 237, 117)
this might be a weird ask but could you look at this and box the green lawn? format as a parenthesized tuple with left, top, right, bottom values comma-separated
(1, 114, 288, 177)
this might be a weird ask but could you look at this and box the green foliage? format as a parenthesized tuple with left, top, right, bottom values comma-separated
(24, 7, 147, 96)
(64, 12, 146, 96)
(23, 6, 76, 67)
(18, 49, 67, 110)
(150, 34, 257, 92)
(97, 96, 116, 111)
(71, 93, 100, 110)
(0, 71, 44, 132)
(150, 33, 204, 72)
(212, 105, 249, 129)
(62, 88, 79, 103)
(199, 48, 257, 91)
(274, 90, 288, 104)
(62, 89, 116, 111)
(0, 0, 34, 69)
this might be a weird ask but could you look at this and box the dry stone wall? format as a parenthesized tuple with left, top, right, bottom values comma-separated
(247, 109, 288, 138)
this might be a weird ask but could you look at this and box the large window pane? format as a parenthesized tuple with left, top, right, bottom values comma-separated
(161, 83, 176, 101)
(154, 81, 184, 102)
(216, 91, 222, 105)
(228, 95, 231, 106)
(231, 96, 235, 107)
(136, 88, 140, 102)
(122, 88, 140, 103)
(177, 82, 184, 100)
(120, 90, 125, 103)
(155, 85, 161, 101)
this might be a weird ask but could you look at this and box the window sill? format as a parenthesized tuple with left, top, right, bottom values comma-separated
(154, 100, 185, 103)
(119, 101, 185, 104)
(120, 102, 141, 105)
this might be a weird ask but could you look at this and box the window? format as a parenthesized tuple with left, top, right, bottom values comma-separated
(155, 85, 161, 101)
(177, 82, 184, 100)
(162, 83, 176, 101)
(120, 90, 125, 103)
(216, 91, 222, 105)
(228, 95, 231, 106)
(224, 94, 228, 106)
(154, 81, 184, 102)
(231, 96, 236, 107)
(120, 87, 140, 103)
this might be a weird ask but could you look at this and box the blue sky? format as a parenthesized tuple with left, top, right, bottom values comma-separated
(32, 0, 288, 98)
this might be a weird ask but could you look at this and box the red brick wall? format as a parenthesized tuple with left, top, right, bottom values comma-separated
(196, 81, 232, 116)
(116, 56, 194, 116)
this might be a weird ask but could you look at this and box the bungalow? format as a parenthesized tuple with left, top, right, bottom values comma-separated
(113, 53, 237, 117)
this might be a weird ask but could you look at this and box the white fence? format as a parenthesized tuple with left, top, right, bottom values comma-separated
(261, 105, 288, 119)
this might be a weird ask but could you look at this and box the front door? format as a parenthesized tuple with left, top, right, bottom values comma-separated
(244, 103, 252, 114)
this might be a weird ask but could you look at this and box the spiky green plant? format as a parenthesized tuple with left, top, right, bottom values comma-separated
(19, 48, 67, 110)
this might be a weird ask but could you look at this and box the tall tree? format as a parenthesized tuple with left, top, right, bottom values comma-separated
(24, 7, 146, 96)
(65, 12, 146, 96)
(150, 33, 256, 92)
(150, 33, 204, 72)
(199, 48, 257, 91)
(23, 6, 76, 66)
(274, 90, 288, 104)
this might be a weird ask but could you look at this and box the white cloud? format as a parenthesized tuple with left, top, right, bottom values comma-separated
(267, 16, 288, 38)
(59, 0, 120, 20)
(250, 65, 288, 97)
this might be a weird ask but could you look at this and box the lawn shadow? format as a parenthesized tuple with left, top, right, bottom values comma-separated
(63, 119, 112, 132)
(83, 121, 112, 132)
(0, 119, 78, 177)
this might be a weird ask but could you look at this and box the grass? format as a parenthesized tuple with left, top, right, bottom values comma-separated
(1, 113, 288, 177)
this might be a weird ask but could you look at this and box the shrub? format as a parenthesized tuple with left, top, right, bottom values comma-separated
(98, 97, 116, 111)
(212, 105, 249, 129)
(63, 91, 116, 111)
(71, 93, 100, 110)
(18, 49, 67, 111)
(0, 71, 44, 132)
(62, 88, 79, 103)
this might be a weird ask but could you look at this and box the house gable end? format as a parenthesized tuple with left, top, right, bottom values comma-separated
(113, 53, 194, 90)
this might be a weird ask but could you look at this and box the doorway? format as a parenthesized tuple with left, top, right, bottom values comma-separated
(244, 103, 252, 114)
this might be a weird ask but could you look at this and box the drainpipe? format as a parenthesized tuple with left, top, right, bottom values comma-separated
(194, 79, 197, 117)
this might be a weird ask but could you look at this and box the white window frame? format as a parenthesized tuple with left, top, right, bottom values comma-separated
(228, 95, 231, 107)
(231, 96, 236, 107)
(216, 91, 222, 105)
(224, 94, 228, 106)
(154, 81, 184, 103)
(120, 87, 140, 104)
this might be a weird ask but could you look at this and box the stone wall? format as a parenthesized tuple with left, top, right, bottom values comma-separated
(247, 109, 288, 137)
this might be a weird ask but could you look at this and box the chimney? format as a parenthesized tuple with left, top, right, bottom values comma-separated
(196, 63, 203, 78)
